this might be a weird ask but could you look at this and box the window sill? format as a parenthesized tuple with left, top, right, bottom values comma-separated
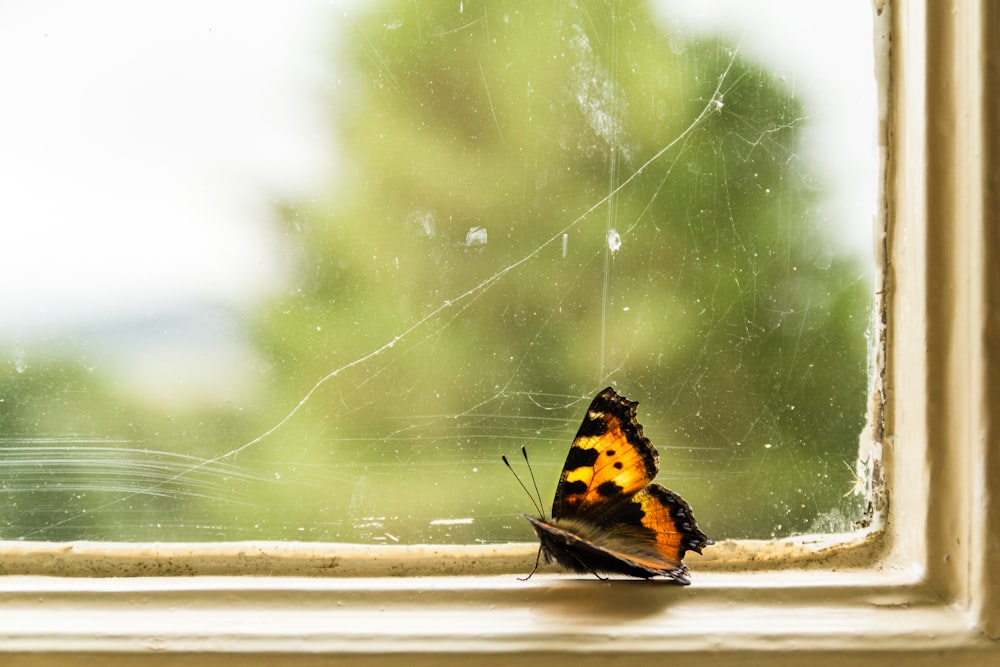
(0, 567, 995, 664)
(0, 531, 880, 577)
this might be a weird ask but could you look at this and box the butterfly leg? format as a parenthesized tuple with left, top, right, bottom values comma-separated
(518, 546, 544, 581)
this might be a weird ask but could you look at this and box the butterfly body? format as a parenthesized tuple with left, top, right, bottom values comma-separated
(517, 387, 711, 584)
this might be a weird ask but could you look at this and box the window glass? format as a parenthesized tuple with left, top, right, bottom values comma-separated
(0, 0, 877, 543)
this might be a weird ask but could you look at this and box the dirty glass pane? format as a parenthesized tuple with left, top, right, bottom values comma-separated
(0, 1, 877, 543)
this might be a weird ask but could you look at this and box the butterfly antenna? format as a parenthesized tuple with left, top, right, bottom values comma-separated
(501, 452, 545, 518)
(520, 446, 548, 521)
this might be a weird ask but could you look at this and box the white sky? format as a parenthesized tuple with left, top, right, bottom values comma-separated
(0, 1, 877, 337)
(0, 1, 346, 334)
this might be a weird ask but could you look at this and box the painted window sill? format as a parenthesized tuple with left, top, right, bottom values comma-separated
(0, 559, 995, 663)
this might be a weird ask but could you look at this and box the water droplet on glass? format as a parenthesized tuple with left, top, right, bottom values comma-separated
(465, 226, 488, 247)
(607, 229, 622, 253)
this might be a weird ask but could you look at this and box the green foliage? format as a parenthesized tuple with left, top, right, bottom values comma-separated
(1, 1, 871, 542)
(252, 0, 871, 539)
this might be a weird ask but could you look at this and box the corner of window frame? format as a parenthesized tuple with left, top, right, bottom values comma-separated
(1, 1, 999, 664)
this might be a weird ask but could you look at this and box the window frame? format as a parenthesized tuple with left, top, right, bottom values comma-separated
(2, 1, 999, 663)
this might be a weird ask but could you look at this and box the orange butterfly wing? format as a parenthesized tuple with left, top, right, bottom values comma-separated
(602, 483, 709, 566)
(551, 387, 658, 519)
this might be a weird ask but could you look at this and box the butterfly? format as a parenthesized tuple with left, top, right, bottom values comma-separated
(504, 386, 712, 583)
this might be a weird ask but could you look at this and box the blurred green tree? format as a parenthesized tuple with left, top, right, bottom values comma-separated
(250, 0, 872, 540)
(0, 0, 871, 542)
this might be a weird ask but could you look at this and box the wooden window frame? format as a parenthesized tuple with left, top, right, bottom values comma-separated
(2, 1, 999, 664)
